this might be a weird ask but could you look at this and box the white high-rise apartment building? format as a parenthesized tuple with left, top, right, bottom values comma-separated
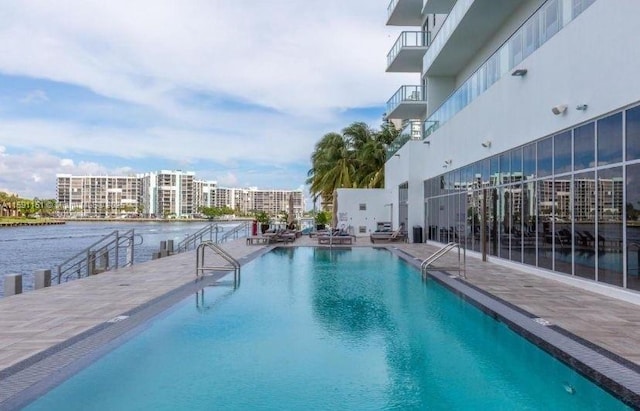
(340, 0, 640, 293)
(57, 171, 305, 219)
(138, 170, 196, 218)
(56, 174, 140, 217)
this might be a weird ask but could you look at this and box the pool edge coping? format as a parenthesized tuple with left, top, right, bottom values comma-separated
(388, 246, 640, 409)
(0, 245, 274, 410)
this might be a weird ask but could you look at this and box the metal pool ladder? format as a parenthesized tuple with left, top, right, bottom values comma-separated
(420, 242, 466, 279)
(196, 241, 240, 286)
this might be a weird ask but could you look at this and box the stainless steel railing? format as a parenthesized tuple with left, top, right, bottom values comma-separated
(421, 242, 466, 279)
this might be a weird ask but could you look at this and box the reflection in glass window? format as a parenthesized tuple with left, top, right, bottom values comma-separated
(490, 156, 499, 186)
(626, 163, 640, 291)
(597, 112, 623, 166)
(523, 14, 539, 59)
(509, 32, 523, 68)
(511, 147, 523, 182)
(554, 130, 572, 174)
(574, 171, 596, 280)
(573, 0, 596, 18)
(543, 0, 560, 41)
(537, 137, 553, 177)
(574, 122, 595, 170)
(626, 105, 640, 160)
(597, 167, 623, 286)
(523, 143, 536, 179)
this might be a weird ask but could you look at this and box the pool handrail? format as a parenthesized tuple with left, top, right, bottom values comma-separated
(195, 241, 240, 287)
(421, 242, 466, 279)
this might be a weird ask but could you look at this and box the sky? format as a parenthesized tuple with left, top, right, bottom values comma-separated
(0, 0, 413, 201)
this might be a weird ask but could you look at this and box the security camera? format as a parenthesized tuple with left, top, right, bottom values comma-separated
(551, 104, 568, 115)
(481, 140, 492, 148)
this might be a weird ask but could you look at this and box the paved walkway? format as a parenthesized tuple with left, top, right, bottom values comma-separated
(2, 235, 640, 402)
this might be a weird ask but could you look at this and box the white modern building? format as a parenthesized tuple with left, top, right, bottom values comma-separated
(56, 174, 141, 217)
(340, 0, 640, 292)
(57, 171, 305, 220)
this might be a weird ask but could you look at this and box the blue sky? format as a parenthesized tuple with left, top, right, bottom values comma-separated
(0, 1, 413, 202)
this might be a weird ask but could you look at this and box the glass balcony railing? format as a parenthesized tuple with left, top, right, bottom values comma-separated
(386, 85, 427, 118)
(387, 120, 423, 159)
(387, 31, 432, 68)
(423, 0, 597, 138)
(387, 0, 400, 18)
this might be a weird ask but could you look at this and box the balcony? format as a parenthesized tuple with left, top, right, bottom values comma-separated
(387, 31, 431, 73)
(386, 120, 423, 159)
(422, 0, 455, 14)
(386, 85, 427, 120)
(424, 0, 598, 137)
(387, 0, 424, 26)
(424, 0, 525, 76)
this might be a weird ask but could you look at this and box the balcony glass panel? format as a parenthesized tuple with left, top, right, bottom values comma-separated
(386, 120, 422, 159)
(386, 85, 427, 117)
(387, 31, 432, 68)
(423, 0, 596, 139)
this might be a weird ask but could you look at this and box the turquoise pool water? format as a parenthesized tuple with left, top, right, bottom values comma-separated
(24, 247, 628, 410)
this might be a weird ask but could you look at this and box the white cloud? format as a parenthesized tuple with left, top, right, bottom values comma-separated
(20, 89, 49, 104)
(0, 1, 412, 197)
(217, 172, 238, 187)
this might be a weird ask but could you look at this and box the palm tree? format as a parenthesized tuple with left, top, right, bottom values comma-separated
(307, 121, 400, 207)
(307, 132, 355, 207)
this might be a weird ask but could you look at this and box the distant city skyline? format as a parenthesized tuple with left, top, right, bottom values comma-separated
(0, 1, 414, 200)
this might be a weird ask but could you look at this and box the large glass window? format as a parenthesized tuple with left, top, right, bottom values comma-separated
(574, 122, 595, 170)
(597, 112, 623, 166)
(574, 171, 596, 280)
(511, 147, 523, 183)
(537, 137, 553, 177)
(626, 163, 640, 291)
(554, 130, 572, 174)
(537, 179, 553, 270)
(523, 143, 536, 179)
(523, 181, 537, 266)
(597, 167, 623, 286)
(554, 176, 572, 275)
(626, 105, 640, 161)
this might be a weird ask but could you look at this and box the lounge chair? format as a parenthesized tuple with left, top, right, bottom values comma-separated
(370, 228, 407, 243)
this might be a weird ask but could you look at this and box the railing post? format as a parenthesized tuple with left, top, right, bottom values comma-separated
(114, 231, 120, 270)
(127, 231, 134, 266)
(86, 249, 92, 277)
(57, 265, 62, 284)
(34, 269, 52, 289)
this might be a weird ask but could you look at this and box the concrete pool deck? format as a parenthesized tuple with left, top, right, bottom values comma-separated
(1, 236, 640, 407)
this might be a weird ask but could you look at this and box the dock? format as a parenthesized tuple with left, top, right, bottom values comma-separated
(1, 236, 640, 407)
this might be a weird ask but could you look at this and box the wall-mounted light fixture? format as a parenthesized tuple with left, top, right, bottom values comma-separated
(511, 68, 528, 77)
(576, 104, 588, 111)
(394, 154, 400, 157)
(423, 140, 430, 145)
(443, 159, 452, 168)
(551, 104, 568, 115)
(481, 140, 492, 148)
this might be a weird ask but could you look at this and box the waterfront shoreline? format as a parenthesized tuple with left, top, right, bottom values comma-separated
(0, 217, 253, 227)
(0, 220, 66, 227)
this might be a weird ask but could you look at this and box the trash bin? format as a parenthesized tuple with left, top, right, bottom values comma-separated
(413, 225, 423, 243)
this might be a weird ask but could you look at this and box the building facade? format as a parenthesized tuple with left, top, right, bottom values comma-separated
(56, 174, 141, 217)
(375, 0, 640, 292)
(56, 171, 305, 219)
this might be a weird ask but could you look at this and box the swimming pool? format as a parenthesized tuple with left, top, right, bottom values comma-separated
(22, 247, 629, 410)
